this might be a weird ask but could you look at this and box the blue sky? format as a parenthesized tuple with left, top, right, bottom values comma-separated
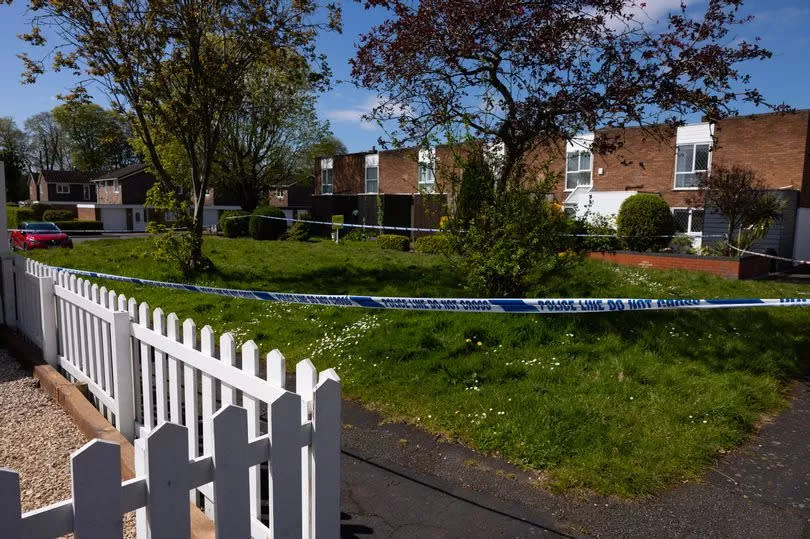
(0, 0, 808, 153)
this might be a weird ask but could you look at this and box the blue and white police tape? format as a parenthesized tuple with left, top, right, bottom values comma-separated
(726, 244, 810, 265)
(44, 263, 810, 313)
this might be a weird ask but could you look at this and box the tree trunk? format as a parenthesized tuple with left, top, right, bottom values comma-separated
(189, 188, 206, 271)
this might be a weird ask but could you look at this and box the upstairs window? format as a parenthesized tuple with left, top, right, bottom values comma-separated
(674, 143, 711, 189)
(321, 158, 333, 194)
(365, 154, 379, 193)
(56, 184, 70, 194)
(565, 150, 592, 190)
(418, 148, 436, 193)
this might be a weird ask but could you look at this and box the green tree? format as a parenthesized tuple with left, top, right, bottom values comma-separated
(24, 111, 69, 171)
(0, 117, 30, 201)
(52, 103, 135, 173)
(17, 0, 340, 273)
(216, 50, 330, 210)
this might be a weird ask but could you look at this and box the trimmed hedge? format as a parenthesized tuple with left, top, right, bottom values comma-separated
(53, 220, 103, 232)
(31, 204, 56, 220)
(42, 209, 74, 221)
(413, 234, 451, 254)
(616, 194, 674, 252)
(249, 206, 286, 240)
(219, 210, 250, 238)
(377, 234, 410, 251)
(7, 207, 35, 228)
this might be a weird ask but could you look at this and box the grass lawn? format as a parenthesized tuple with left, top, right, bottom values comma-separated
(27, 237, 810, 497)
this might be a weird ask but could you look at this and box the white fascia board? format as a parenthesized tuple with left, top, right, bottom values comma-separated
(676, 123, 714, 145)
(566, 133, 594, 153)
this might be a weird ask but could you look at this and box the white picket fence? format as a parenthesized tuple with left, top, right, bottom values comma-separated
(1, 256, 341, 538)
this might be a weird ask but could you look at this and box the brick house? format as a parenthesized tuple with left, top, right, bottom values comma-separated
(313, 110, 810, 257)
(267, 183, 313, 220)
(28, 171, 97, 214)
(543, 110, 810, 257)
(78, 164, 242, 232)
(312, 146, 450, 234)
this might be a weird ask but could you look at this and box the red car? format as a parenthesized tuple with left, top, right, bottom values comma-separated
(10, 222, 73, 251)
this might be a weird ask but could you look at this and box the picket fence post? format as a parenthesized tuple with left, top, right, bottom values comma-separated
(37, 275, 58, 367)
(112, 310, 136, 441)
(0, 255, 14, 327)
(312, 369, 341, 539)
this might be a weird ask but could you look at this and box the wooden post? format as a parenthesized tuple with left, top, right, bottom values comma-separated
(144, 423, 191, 538)
(312, 369, 341, 539)
(1, 255, 14, 328)
(38, 275, 58, 366)
(212, 405, 251, 537)
(71, 440, 123, 538)
(297, 359, 317, 538)
(269, 391, 303, 537)
(112, 310, 135, 441)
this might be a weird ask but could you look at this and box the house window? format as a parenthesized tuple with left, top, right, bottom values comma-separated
(56, 184, 70, 194)
(321, 158, 333, 194)
(364, 154, 379, 193)
(675, 143, 711, 189)
(114, 180, 120, 193)
(83, 185, 91, 200)
(418, 148, 436, 193)
(672, 208, 704, 234)
(565, 150, 592, 190)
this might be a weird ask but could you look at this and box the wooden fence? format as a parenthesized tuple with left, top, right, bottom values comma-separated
(1, 256, 341, 538)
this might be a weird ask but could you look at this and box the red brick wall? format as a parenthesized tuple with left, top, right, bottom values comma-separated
(379, 148, 419, 193)
(77, 206, 100, 221)
(314, 153, 365, 194)
(587, 251, 770, 279)
(97, 184, 122, 205)
(545, 111, 810, 207)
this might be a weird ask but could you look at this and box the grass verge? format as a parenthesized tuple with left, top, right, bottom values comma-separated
(29, 237, 810, 497)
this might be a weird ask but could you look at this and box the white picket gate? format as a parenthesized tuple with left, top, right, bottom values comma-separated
(1, 256, 342, 538)
(1, 404, 327, 538)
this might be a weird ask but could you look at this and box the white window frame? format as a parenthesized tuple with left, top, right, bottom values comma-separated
(418, 148, 436, 193)
(671, 207, 704, 236)
(56, 183, 70, 194)
(564, 134, 594, 192)
(83, 184, 91, 200)
(320, 158, 333, 195)
(674, 143, 712, 190)
(364, 154, 379, 194)
(114, 179, 120, 193)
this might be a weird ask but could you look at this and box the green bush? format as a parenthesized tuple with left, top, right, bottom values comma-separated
(219, 210, 250, 238)
(616, 194, 674, 252)
(343, 227, 377, 241)
(7, 207, 35, 228)
(377, 234, 410, 251)
(573, 213, 621, 252)
(31, 204, 55, 220)
(42, 209, 75, 221)
(285, 212, 313, 241)
(53, 220, 103, 232)
(413, 234, 451, 254)
(249, 206, 286, 240)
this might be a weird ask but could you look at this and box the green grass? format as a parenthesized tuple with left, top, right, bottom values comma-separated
(28, 237, 810, 497)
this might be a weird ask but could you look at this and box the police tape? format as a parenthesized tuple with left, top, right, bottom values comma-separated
(42, 263, 810, 313)
(726, 244, 810, 265)
(226, 214, 443, 233)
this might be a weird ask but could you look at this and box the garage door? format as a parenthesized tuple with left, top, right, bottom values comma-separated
(100, 208, 127, 231)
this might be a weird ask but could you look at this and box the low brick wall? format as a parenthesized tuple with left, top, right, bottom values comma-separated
(588, 251, 771, 279)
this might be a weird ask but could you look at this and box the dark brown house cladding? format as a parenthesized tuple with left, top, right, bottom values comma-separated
(94, 163, 157, 205)
(28, 170, 97, 204)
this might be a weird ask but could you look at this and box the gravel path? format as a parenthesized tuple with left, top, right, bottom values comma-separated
(0, 349, 134, 537)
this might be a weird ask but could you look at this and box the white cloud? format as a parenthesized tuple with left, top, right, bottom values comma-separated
(325, 96, 381, 131)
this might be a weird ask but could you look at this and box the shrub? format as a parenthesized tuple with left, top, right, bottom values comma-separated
(285, 212, 313, 241)
(7, 207, 35, 228)
(249, 206, 286, 240)
(377, 234, 410, 251)
(413, 234, 451, 254)
(219, 210, 250, 238)
(575, 214, 621, 252)
(668, 235, 696, 255)
(31, 204, 54, 220)
(42, 209, 75, 221)
(53, 220, 103, 232)
(616, 194, 674, 251)
(343, 227, 377, 241)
